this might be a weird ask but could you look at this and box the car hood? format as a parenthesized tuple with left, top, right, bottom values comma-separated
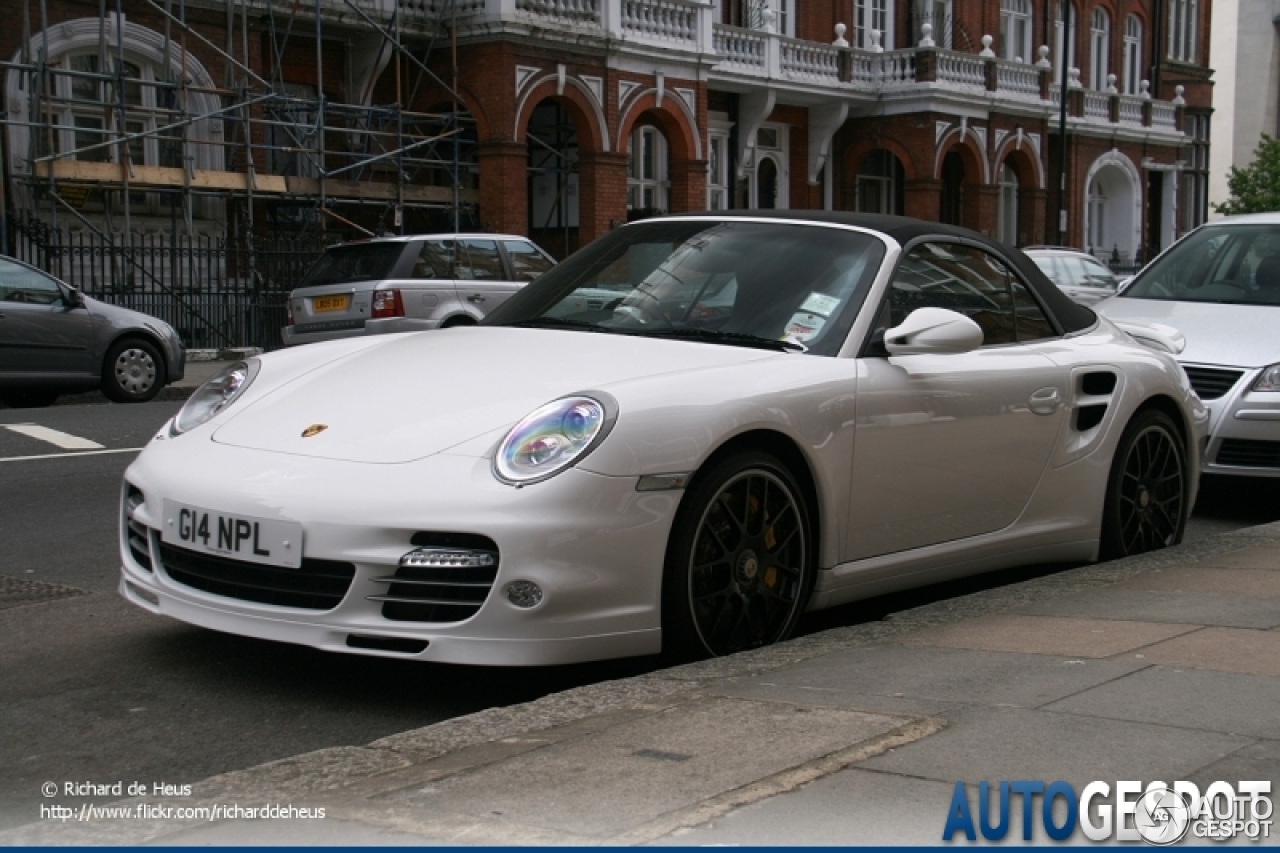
(1097, 297, 1280, 368)
(212, 327, 778, 463)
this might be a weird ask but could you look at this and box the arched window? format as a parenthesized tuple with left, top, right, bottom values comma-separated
(1167, 0, 1198, 63)
(1089, 7, 1110, 90)
(999, 0, 1032, 63)
(998, 163, 1020, 246)
(1053, 2, 1078, 73)
(627, 126, 668, 214)
(1122, 16, 1143, 94)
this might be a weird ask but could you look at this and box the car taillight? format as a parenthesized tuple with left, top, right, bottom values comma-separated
(286, 299, 295, 327)
(371, 289, 404, 319)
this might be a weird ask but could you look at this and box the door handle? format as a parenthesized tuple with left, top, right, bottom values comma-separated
(1029, 387, 1061, 416)
(467, 294, 486, 303)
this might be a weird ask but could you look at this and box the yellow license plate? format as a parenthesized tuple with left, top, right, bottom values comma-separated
(312, 295, 350, 313)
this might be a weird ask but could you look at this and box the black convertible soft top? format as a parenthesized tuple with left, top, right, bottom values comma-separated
(654, 210, 1098, 336)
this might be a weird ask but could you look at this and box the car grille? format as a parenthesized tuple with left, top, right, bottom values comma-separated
(124, 485, 152, 572)
(157, 543, 355, 610)
(371, 533, 499, 623)
(1181, 365, 1245, 400)
(1215, 439, 1280, 469)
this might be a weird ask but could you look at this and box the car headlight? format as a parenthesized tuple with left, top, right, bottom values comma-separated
(1253, 363, 1280, 392)
(170, 360, 260, 436)
(493, 393, 617, 485)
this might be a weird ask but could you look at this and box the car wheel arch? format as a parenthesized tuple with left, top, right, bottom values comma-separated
(441, 314, 477, 328)
(681, 429, 824, 563)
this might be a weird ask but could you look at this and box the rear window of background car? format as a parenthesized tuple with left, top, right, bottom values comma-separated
(300, 243, 405, 287)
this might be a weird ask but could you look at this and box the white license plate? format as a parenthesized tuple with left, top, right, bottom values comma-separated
(161, 500, 303, 568)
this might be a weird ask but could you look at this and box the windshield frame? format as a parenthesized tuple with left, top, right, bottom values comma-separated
(483, 216, 890, 357)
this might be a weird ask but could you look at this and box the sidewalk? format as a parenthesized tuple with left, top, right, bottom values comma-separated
(5, 520, 1278, 845)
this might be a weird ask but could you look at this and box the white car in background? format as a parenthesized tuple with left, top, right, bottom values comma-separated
(1023, 247, 1125, 307)
(1098, 212, 1280, 477)
(283, 234, 556, 346)
(119, 213, 1205, 667)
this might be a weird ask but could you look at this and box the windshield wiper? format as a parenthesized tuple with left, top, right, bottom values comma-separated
(622, 327, 806, 352)
(506, 317, 617, 333)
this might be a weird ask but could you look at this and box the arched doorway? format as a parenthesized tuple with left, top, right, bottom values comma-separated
(527, 101, 580, 258)
(626, 122, 669, 219)
(940, 150, 965, 225)
(1083, 155, 1141, 261)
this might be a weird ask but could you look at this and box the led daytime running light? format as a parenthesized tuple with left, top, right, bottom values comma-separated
(399, 548, 496, 569)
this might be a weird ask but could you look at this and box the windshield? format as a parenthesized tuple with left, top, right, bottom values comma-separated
(1122, 223, 1280, 305)
(299, 242, 405, 287)
(483, 220, 885, 356)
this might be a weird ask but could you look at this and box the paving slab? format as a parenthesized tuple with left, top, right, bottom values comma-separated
(375, 696, 914, 839)
(1180, 739, 1280, 792)
(855, 705, 1253, 789)
(648, 767, 957, 846)
(1113, 566, 1280, 598)
(896, 614, 1200, 658)
(710, 644, 1147, 710)
(1012, 588, 1280, 629)
(1129, 627, 1280, 677)
(1045, 666, 1280, 739)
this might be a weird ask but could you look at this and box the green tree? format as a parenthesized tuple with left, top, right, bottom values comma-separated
(1215, 135, 1280, 216)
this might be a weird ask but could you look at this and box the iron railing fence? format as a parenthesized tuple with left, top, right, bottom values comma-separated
(9, 213, 324, 349)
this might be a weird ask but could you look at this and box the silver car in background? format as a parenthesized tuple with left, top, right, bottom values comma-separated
(1023, 247, 1124, 306)
(1097, 212, 1280, 477)
(283, 234, 556, 346)
(0, 254, 185, 408)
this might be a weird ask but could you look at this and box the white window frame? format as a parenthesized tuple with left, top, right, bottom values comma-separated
(748, 123, 788, 210)
(1122, 15, 1142, 94)
(1167, 0, 1198, 63)
(998, 162, 1019, 246)
(1054, 2, 1077, 72)
(1089, 7, 1110, 90)
(627, 125, 669, 213)
(915, 0, 952, 49)
(855, 0, 895, 51)
(855, 149, 899, 215)
(1087, 176, 1106, 253)
(707, 117, 732, 211)
(999, 0, 1032, 63)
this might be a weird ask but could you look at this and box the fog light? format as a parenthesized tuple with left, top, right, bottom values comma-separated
(506, 580, 543, 608)
(399, 547, 496, 569)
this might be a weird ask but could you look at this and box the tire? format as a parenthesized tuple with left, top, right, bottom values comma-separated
(1099, 409, 1188, 560)
(102, 338, 164, 403)
(0, 389, 59, 408)
(661, 450, 816, 659)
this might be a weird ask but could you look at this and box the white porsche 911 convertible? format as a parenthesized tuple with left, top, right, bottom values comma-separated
(119, 213, 1207, 665)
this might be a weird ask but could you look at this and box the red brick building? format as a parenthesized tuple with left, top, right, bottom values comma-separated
(3, 0, 1212, 268)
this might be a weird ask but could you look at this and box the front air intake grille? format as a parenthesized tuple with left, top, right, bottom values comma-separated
(158, 543, 355, 610)
(373, 532, 499, 623)
(1215, 439, 1280, 469)
(124, 485, 152, 572)
(1182, 366, 1244, 400)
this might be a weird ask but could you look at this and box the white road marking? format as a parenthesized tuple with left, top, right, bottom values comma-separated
(0, 447, 141, 463)
(3, 423, 105, 450)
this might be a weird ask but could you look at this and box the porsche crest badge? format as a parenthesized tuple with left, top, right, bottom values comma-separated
(301, 424, 328, 438)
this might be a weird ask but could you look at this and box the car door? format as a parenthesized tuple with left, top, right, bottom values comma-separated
(844, 241, 1070, 561)
(0, 257, 95, 380)
(454, 238, 523, 316)
(400, 238, 467, 326)
(500, 238, 556, 283)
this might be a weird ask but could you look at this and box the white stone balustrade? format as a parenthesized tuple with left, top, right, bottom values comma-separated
(1083, 90, 1110, 120)
(622, 0, 700, 46)
(1151, 100, 1177, 128)
(515, 0, 600, 24)
(779, 36, 840, 81)
(1118, 94, 1144, 125)
(712, 25, 768, 73)
(935, 51, 985, 89)
(996, 60, 1041, 99)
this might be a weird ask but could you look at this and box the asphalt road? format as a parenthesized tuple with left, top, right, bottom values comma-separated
(1, 401, 1277, 829)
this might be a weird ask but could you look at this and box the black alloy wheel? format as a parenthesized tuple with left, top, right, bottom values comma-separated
(662, 451, 814, 659)
(1100, 409, 1187, 559)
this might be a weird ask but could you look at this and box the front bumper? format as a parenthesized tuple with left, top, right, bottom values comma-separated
(120, 436, 679, 665)
(1187, 363, 1280, 477)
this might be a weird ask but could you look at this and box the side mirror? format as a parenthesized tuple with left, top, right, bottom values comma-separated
(60, 284, 86, 308)
(883, 307, 983, 355)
